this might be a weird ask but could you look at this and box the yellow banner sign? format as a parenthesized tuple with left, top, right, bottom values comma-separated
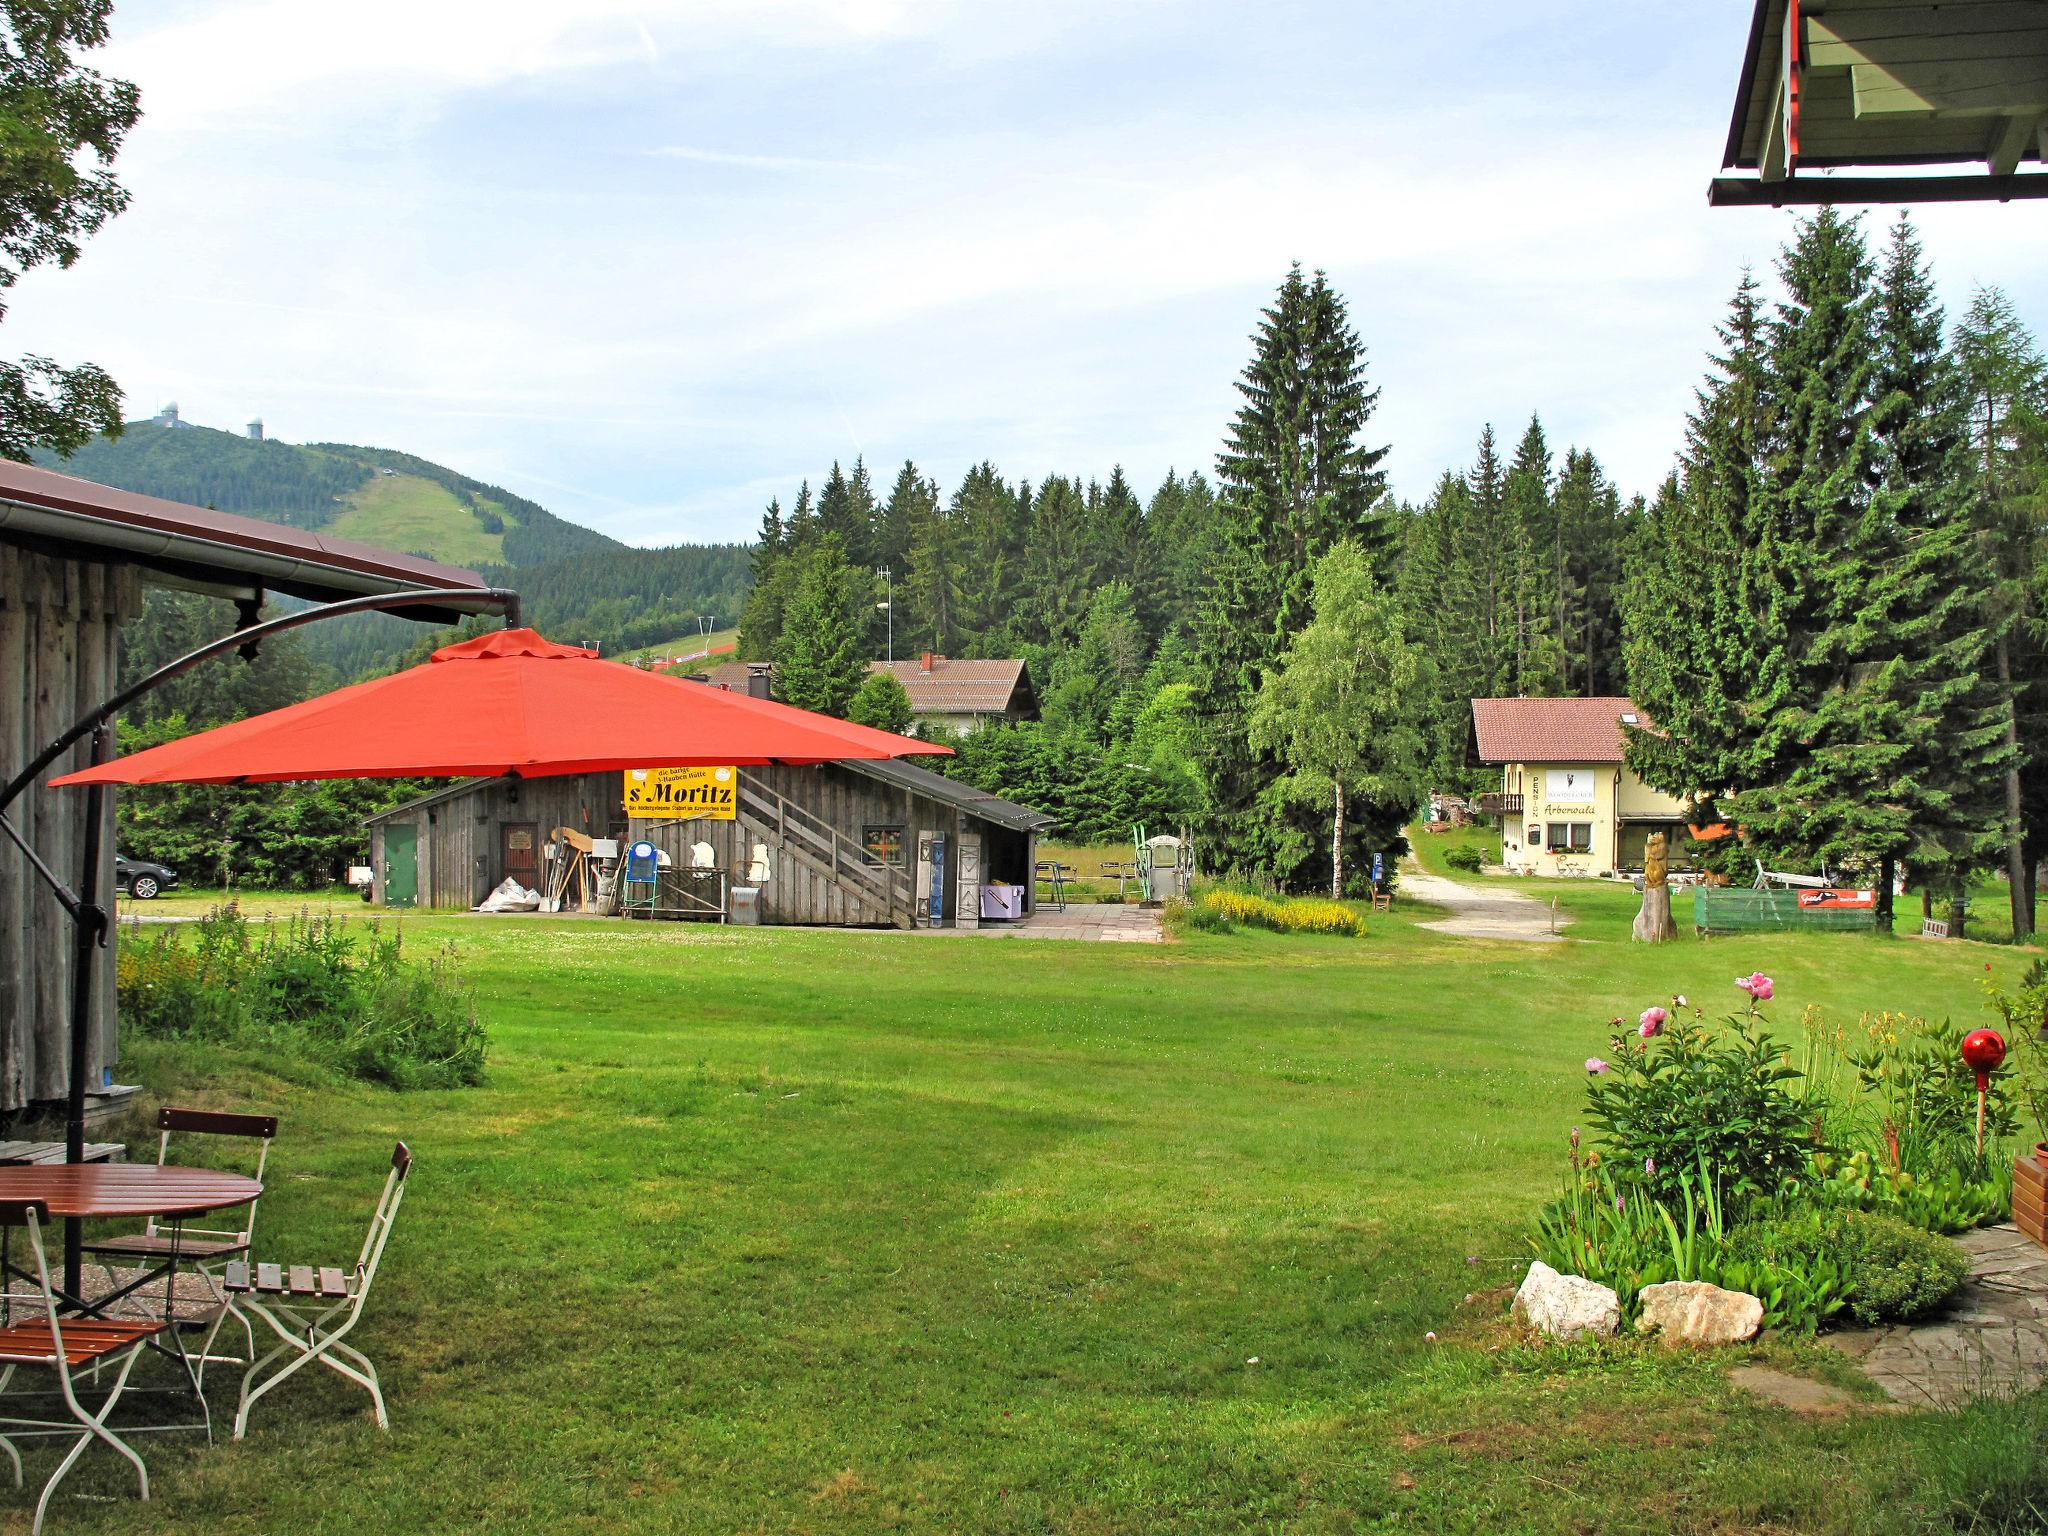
(623, 766, 737, 819)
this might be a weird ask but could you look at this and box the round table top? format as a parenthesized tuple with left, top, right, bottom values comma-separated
(0, 1164, 262, 1219)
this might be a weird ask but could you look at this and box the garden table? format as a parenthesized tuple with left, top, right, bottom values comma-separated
(0, 1165, 261, 1439)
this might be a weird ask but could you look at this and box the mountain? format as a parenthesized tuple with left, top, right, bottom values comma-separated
(44, 418, 623, 567)
(41, 419, 753, 676)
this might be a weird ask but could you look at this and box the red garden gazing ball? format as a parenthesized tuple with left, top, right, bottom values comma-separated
(1962, 1027, 2008, 1090)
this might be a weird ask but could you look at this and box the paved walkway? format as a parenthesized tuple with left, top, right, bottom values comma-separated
(967, 903, 1163, 943)
(1400, 865, 1567, 942)
(1825, 1224, 2048, 1408)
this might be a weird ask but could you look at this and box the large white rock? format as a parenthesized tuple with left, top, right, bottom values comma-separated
(1636, 1280, 1763, 1345)
(1513, 1261, 1620, 1340)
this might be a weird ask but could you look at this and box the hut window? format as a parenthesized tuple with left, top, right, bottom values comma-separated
(863, 826, 905, 867)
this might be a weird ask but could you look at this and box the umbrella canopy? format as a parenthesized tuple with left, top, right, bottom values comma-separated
(50, 628, 946, 786)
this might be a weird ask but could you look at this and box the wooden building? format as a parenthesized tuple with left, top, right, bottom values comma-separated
(0, 458, 486, 1117)
(1714, 0, 2048, 205)
(363, 757, 1054, 928)
(691, 654, 1038, 735)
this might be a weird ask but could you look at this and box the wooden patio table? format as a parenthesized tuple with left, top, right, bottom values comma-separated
(0, 1165, 262, 1440)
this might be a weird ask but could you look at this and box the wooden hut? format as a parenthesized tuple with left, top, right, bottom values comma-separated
(0, 458, 486, 1118)
(363, 758, 1054, 928)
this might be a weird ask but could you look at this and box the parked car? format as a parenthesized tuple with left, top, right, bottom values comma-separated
(115, 854, 179, 900)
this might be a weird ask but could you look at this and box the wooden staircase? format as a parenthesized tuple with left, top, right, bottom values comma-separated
(736, 778, 915, 928)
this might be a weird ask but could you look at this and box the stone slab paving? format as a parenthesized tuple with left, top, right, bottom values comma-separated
(966, 904, 1163, 943)
(1823, 1224, 2048, 1408)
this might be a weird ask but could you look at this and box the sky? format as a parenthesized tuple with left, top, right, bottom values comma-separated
(11, 1, 2048, 548)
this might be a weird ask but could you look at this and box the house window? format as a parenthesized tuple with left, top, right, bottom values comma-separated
(1546, 822, 1594, 854)
(864, 826, 905, 867)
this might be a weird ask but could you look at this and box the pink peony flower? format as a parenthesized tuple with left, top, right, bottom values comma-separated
(1736, 972, 1775, 1002)
(1638, 1006, 1668, 1037)
(1585, 1057, 1610, 1075)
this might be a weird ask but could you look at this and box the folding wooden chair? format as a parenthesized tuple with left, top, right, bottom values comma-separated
(82, 1107, 277, 1384)
(225, 1143, 410, 1439)
(0, 1201, 162, 1536)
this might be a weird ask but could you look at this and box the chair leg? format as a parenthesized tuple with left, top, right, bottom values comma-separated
(34, 1343, 150, 1536)
(0, 1365, 20, 1491)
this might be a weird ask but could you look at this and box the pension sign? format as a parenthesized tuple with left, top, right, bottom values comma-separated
(623, 766, 737, 819)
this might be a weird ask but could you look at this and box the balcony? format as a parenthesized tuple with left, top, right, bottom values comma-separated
(1475, 792, 1524, 816)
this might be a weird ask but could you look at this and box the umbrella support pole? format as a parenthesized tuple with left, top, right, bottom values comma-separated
(0, 583, 521, 1298)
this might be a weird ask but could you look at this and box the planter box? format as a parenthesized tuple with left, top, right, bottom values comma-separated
(2015, 1150, 2048, 1245)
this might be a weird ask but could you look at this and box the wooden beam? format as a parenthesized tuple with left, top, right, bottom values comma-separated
(1852, 58, 2048, 118)
(1808, 3, 2048, 72)
(1989, 112, 2044, 174)
(1762, 73, 1789, 180)
(1709, 171, 2048, 206)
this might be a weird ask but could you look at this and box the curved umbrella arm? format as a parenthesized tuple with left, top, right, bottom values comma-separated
(0, 585, 520, 816)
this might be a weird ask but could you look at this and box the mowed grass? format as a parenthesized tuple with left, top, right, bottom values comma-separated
(51, 899, 2043, 1534)
(327, 473, 509, 565)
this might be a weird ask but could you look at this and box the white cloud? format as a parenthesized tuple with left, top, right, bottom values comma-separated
(13, 2, 2045, 549)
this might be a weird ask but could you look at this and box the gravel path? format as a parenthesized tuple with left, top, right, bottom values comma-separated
(1400, 865, 1568, 942)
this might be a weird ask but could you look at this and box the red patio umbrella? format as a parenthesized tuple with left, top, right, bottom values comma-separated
(51, 628, 947, 786)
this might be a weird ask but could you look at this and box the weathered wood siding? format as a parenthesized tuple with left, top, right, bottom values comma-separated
(0, 543, 142, 1113)
(369, 763, 1034, 928)
(370, 773, 624, 909)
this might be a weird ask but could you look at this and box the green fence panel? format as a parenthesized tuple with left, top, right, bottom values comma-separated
(1692, 887, 1878, 934)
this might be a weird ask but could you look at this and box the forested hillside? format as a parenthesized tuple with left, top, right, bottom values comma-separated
(40, 419, 754, 675)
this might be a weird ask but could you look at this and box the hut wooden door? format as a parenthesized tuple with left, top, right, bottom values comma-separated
(383, 825, 418, 909)
(501, 822, 539, 890)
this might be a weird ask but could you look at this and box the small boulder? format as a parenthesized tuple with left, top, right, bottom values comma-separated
(1637, 1280, 1763, 1345)
(1513, 1261, 1620, 1340)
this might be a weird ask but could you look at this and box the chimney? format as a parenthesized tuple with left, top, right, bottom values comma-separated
(919, 651, 935, 674)
(745, 662, 773, 700)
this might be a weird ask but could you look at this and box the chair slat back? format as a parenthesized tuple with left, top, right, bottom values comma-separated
(151, 1104, 277, 1246)
(0, 1199, 48, 1227)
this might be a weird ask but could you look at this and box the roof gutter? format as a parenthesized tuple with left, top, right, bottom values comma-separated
(0, 495, 493, 616)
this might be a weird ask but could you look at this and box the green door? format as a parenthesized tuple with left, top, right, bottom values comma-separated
(383, 824, 418, 909)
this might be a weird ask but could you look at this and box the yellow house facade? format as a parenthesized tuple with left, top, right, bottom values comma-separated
(1470, 697, 1690, 879)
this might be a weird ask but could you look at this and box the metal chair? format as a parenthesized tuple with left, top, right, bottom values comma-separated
(82, 1107, 277, 1384)
(0, 1200, 162, 1535)
(225, 1142, 410, 1439)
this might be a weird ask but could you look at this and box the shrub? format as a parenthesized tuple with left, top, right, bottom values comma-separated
(119, 908, 487, 1089)
(1442, 843, 1484, 873)
(1729, 1208, 1966, 1328)
(1583, 993, 1813, 1209)
(1162, 896, 1233, 936)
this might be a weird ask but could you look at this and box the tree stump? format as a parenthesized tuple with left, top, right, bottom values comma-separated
(1633, 884, 1677, 942)
(1633, 830, 1677, 942)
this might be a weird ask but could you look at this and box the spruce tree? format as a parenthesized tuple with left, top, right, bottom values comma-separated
(1956, 286, 2048, 934)
(1503, 415, 1564, 695)
(875, 459, 931, 576)
(774, 535, 869, 715)
(1624, 273, 1777, 812)
(1194, 265, 1389, 881)
(1024, 475, 1097, 647)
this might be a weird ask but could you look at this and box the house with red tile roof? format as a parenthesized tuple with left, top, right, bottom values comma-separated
(1469, 696, 1690, 878)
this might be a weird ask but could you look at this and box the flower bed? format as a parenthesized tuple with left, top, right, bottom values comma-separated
(1529, 971, 2009, 1337)
(1168, 888, 1367, 938)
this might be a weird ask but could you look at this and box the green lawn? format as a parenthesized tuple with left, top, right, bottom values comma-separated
(54, 898, 2046, 1533)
